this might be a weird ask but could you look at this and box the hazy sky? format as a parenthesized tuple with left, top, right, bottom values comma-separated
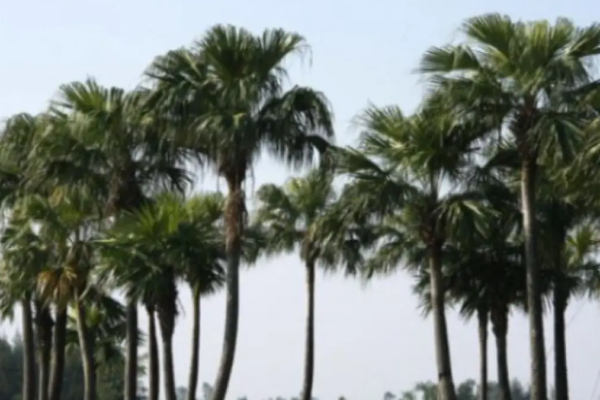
(2, 0, 600, 399)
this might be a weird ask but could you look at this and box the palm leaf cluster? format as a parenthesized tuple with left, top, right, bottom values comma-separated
(3, 13, 600, 400)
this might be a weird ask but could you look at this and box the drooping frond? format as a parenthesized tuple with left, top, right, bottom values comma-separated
(146, 25, 334, 180)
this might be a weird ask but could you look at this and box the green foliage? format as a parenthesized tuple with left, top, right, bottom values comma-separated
(335, 99, 492, 280)
(146, 25, 335, 180)
(254, 170, 369, 273)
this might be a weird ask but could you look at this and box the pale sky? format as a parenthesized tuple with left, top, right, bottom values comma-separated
(2, 0, 600, 399)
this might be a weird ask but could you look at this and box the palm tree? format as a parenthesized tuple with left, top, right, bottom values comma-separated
(0, 114, 72, 400)
(0, 192, 103, 400)
(99, 192, 233, 400)
(254, 170, 366, 400)
(448, 229, 525, 400)
(180, 192, 268, 400)
(34, 196, 100, 400)
(176, 194, 227, 400)
(99, 198, 182, 400)
(0, 224, 40, 400)
(537, 189, 589, 400)
(451, 159, 521, 400)
(336, 104, 489, 400)
(146, 25, 334, 400)
(547, 223, 600, 399)
(0, 113, 47, 400)
(419, 15, 600, 399)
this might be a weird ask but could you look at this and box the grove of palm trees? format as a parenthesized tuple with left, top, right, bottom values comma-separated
(3, 7, 600, 400)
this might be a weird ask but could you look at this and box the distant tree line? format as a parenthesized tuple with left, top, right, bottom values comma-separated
(0, 335, 130, 400)
(172, 380, 532, 400)
(383, 379, 531, 400)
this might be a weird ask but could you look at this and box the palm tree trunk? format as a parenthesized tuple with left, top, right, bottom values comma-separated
(187, 286, 201, 400)
(75, 296, 96, 400)
(491, 303, 512, 400)
(22, 295, 36, 400)
(157, 285, 178, 400)
(35, 301, 53, 400)
(125, 299, 138, 400)
(477, 306, 488, 400)
(159, 322, 177, 400)
(49, 307, 67, 400)
(554, 283, 569, 400)
(429, 244, 457, 400)
(212, 178, 244, 400)
(520, 158, 547, 400)
(301, 260, 316, 400)
(147, 305, 160, 400)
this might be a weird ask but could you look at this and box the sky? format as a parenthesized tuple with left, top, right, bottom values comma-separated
(2, 0, 600, 399)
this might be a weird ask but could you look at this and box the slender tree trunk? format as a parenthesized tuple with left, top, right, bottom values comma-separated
(159, 319, 177, 400)
(22, 296, 36, 400)
(491, 303, 512, 400)
(429, 244, 457, 400)
(301, 260, 316, 400)
(552, 235, 568, 400)
(75, 296, 96, 400)
(125, 299, 138, 400)
(520, 158, 547, 400)
(157, 279, 178, 400)
(147, 305, 160, 400)
(554, 282, 569, 400)
(49, 307, 67, 400)
(187, 286, 201, 400)
(477, 306, 488, 400)
(212, 177, 244, 400)
(35, 301, 53, 400)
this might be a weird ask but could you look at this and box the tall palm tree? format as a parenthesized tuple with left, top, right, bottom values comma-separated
(173, 193, 227, 400)
(146, 25, 334, 400)
(546, 222, 600, 400)
(183, 192, 269, 400)
(336, 104, 489, 400)
(9, 183, 101, 400)
(99, 198, 182, 400)
(0, 223, 42, 400)
(537, 190, 588, 400)
(254, 170, 366, 400)
(0, 113, 46, 400)
(99, 192, 233, 400)
(0, 193, 102, 400)
(449, 233, 525, 400)
(452, 150, 521, 400)
(0, 112, 76, 400)
(419, 16, 600, 399)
